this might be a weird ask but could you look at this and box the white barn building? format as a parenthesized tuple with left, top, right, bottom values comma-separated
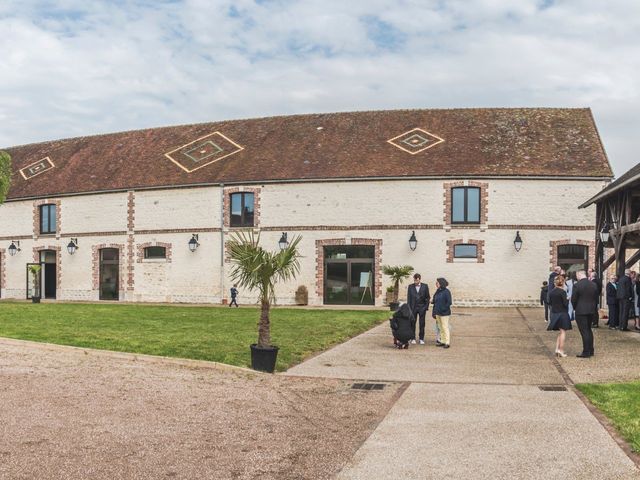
(0, 108, 612, 306)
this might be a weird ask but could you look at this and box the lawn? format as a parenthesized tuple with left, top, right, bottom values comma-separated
(0, 302, 386, 371)
(576, 381, 640, 452)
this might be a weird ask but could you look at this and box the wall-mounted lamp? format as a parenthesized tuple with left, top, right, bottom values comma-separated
(188, 234, 200, 253)
(599, 223, 610, 243)
(8, 240, 20, 256)
(409, 231, 417, 251)
(514, 231, 523, 252)
(278, 232, 289, 251)
(67, 238, 79, 255)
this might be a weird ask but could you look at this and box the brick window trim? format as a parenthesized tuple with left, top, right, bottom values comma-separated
(549, 239, 596, 272)
(33, 199, 61, 238)
(223, 186, 261, 228)
(443, 181, 488, 226)
(0, 248, 5, 291)
(446, 239, 485, 263)
(92, 244, 125, 291)
(137, 242, 172, 263)
(315, 238, 383, 301)
(32, 245, 62, 288)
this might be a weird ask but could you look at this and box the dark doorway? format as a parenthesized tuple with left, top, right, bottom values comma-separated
(40, 250, 57, 299)
(558, 244, 588, 280)
(99, 248, 120, 300)
(324, 245, 374, 305)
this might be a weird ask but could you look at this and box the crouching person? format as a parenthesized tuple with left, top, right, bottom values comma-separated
(390, 303, 414, 349)
(432, 278, 452, 349)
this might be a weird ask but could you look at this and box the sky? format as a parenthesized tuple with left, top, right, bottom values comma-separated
(0, 0, 638, 177)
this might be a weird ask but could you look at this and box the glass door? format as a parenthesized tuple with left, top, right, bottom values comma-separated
(324, 262, 348, 304)
(99, 248, 119, 300)
(350, 262, 374, 305)
(26, 263, 41, 299)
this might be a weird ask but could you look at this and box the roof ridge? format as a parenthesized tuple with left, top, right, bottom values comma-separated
(2, 107, 592, 149)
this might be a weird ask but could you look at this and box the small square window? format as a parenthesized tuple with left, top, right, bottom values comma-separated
(454, 244, 478, 258)
(144, 246, 166, 259)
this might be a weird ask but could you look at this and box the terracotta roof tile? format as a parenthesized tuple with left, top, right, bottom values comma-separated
(3, 108, 612, 200)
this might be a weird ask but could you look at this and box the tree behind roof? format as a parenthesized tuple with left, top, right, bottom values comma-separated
(0, 151, 11, 205)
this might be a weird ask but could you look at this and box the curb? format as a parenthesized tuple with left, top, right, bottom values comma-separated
(0, 336, 260, 375)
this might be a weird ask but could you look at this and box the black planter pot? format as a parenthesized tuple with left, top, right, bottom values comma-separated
(389, 302, 399, 311)
(250, 344, 279, 373)
(31, 296, 41, 304)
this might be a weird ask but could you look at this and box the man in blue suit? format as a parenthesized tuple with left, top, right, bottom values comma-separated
(407, 273, 431, 345)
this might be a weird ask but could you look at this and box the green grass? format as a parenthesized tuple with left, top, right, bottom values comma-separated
(576, 381, 640, 452)
(0, 302, 386, 371)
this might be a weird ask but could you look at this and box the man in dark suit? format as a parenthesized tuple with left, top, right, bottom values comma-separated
(616, 269, 633, 331)
(407, 273, 431, 345)
(588, 268, 603, 327)
(572, 270, 599, 358)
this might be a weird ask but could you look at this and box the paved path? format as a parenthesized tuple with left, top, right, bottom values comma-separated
(287, 307, 640, 479)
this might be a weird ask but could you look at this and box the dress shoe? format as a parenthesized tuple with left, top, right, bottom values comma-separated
(620, 328, 630, 331)
(576, 353, 591, 358)
(555, 350, 567, 358)
(442, 344, 450, 349)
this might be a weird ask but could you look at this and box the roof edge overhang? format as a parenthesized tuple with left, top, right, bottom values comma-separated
(4, 174, 613, 203)
(579, 174, 640, 209)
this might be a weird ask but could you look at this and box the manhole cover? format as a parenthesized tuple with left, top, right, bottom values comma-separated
(538, 386, 567, 391)
(351, 383, 386, 391)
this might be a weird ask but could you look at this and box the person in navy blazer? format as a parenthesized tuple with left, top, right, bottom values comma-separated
(407, 273, 431, 344)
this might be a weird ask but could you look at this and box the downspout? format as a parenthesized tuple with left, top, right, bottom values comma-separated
(220, 184, 225, 304)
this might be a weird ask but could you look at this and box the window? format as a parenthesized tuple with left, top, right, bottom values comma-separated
(451, 187, 480, 224)
(144, 246, 166, 259)
(40, 204, 57, 234)
(230, 192, 254, 227)
(557, 244, 588, 280)
(454, 244, 478, 259)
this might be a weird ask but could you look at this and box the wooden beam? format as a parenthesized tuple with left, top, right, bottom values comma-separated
(619, 222, 640, 235)
(602, 253, 616, 271)
(626, 249, 640, 269)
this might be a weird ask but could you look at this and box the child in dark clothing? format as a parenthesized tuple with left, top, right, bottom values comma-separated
(229, 285, 239, 307)
(540, 281, 549, 322)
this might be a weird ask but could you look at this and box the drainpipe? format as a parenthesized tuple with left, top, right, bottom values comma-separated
(220, 184, 225, 304)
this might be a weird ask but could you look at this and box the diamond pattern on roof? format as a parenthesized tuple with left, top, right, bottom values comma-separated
(165, 131, 244, 173)
(387, 128, 444, 155)
(19, 157, 55, 180)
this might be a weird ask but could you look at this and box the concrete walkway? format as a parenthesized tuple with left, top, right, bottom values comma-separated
(286, 308, 640, 479)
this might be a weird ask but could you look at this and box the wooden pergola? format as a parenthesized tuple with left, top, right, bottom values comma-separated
(580, 162, 640, 278)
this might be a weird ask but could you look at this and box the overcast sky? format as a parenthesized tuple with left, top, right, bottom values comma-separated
(1, 0, 638, 177)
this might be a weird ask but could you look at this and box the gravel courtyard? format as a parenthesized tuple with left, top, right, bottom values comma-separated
(0, 339, 400, 480)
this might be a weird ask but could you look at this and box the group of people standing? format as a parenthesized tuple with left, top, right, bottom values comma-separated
(543, 267, 601, 358)
(390, 273, 453, 350)
(604, 269, 640, 331)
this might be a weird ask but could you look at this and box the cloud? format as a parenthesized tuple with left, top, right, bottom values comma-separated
(0, 0, 638, 176)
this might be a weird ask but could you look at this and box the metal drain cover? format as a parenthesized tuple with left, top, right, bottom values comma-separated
(539, 386, 567, 391)
(351, 383, 386, 391)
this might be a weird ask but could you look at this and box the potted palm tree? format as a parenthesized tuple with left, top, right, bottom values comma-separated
(381, 264, 414, 311)
(28, 264, 42, 303)
(227, 230, 302, 373)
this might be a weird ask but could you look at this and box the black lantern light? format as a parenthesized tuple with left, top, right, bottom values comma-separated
(278, 232, 289, 251)
(188, 234, 200, 252)
(514, 231, 523, 252)
(599, 223, 610, 243)
(409, 231, 417, 251)
(66, 238, 79, 255)
(8, 240, 20, 256)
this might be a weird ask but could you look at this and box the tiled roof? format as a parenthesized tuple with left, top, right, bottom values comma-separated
(579, 161, 640, 208)
(3, 108, 612, 200)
